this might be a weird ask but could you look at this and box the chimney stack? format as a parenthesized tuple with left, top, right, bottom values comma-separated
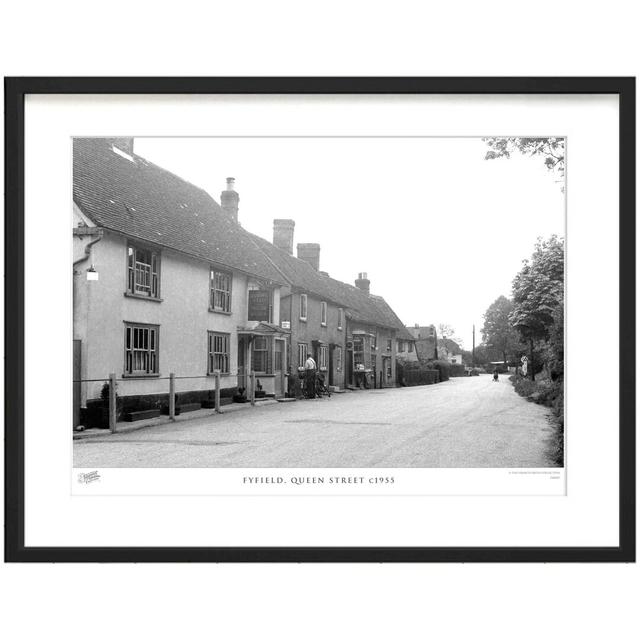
(273, 219, 295, 254)
(221, 177, 239, 223)
(297, 243, 320, 271)
(355, 272, 370, 294)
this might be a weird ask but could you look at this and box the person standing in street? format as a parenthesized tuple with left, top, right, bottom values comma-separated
(304, 354, 317, 398)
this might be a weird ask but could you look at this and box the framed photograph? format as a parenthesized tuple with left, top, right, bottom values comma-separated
(4, 77, 635, 562)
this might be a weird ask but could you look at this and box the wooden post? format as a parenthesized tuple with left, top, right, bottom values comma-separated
(250, 370, 256, 406)
(169, 373, 176, 421)
(109, 373, 117, 433)
(215, 370, 221, 413)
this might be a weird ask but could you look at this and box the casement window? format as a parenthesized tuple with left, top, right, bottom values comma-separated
(208, 331, 230, 374)
(127, 244, 160, 298)
(297, 343, 308, 368)
(408, 342, 414, 353)
(398, 340, 405, 352)
(318, 345, 328, 371)
(335, 346, 343, 372)
(299, 294, 308, 321)
(210, 269, 232, 313)
(338, 308, 344, 330)
(320, 301, 327, 326)
(124, 323, 158, 375)
(252, 336, 271, 374)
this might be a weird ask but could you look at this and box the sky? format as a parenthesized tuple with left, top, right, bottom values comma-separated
(134, 137, 565, 350)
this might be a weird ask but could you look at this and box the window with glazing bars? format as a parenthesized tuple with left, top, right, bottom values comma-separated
(318, 345, 328, 370)
(298, 343, 308, 368)
(208, 331, 230, 373)
(210, 269, 232, 312)
(127, 245, 160, 298)
(124, 324, 158, 374)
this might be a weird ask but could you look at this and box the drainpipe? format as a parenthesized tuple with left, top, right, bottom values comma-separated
(73, 227, 104, 271)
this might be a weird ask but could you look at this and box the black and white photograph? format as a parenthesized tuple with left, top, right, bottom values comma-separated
(72, 134, 565, 471)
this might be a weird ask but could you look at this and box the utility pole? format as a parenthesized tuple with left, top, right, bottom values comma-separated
(472, 324, 475, 367)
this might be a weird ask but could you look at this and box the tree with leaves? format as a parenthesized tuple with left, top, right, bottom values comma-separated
(483, 137, 565, 187)
(509, 235, 564, 379)
(481, 295, 522, 364)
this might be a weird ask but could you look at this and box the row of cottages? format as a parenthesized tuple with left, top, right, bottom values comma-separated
(73, 137, 413, 426)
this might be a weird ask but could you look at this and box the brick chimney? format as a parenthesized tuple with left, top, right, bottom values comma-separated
(355, 272, 370, 294)
(221, 177, 239, 223)
(109, 137, 134, 155)
(273, 219, 295, 254)
(297, 243, 320, 271)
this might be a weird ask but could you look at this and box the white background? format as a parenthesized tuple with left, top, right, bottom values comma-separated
(1, 2, 638, 639)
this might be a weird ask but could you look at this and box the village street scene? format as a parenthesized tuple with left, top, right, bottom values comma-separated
(73, 136, 565, 469)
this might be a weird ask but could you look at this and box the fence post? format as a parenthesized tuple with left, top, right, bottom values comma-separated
(169, 373, 176, 421)
(109, 373, 117, 433)
(250, 371, 256, 406)
(215, 370, 221, 413)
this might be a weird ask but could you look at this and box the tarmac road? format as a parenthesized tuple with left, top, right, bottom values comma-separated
(73, 375, 559, 468)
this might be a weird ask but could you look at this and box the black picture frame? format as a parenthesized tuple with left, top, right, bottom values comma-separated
(4, 77, 635, 563)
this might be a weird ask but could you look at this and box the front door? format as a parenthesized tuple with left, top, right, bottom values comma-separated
(274, 338, 284, 397)
(237, 336, 247, 392)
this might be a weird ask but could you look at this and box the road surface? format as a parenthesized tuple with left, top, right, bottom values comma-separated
(73, 375, 559, 468)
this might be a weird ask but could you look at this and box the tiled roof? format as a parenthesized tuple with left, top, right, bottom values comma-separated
(369, 296, 415, 340)
(73, 138, 284, 284)
(249, 233, 399, 330)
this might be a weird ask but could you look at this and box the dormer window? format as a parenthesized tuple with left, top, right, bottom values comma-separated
(320, 301, 327, 326)
(299, 294, 308, 321)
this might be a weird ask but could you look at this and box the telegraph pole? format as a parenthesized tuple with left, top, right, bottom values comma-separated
(472, 324, 475, 367)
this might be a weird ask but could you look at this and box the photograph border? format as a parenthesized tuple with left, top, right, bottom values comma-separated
(4, 76, 635, 562)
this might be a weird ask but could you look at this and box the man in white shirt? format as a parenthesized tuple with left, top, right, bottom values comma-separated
(304, 355, 317, 398)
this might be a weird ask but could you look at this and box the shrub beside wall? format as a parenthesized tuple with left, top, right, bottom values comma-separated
(427, 360, 451, 382)
(448, 364, 467, 377)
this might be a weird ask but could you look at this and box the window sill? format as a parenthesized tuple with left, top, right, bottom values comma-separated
(208, 308, 232, 315)
(124, 292, 163, 303)
(122, 373, 161, 379)
(299, 317, 307, 322)
(207, 371, 231, 377)
(321, 323, 327, 327)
